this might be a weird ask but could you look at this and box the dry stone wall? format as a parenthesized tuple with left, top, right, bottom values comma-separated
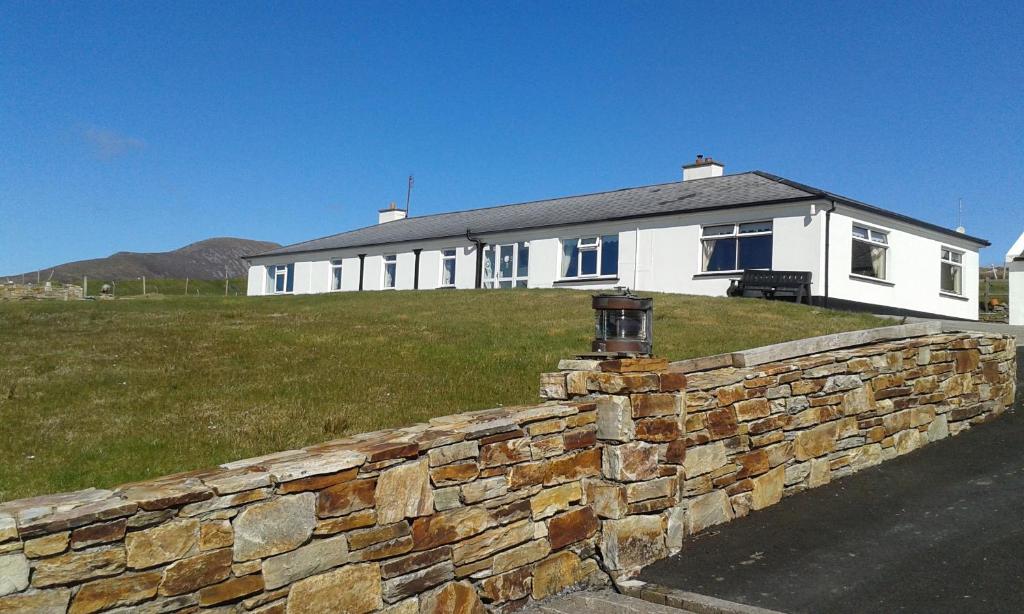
(0, 331, 1015, 614)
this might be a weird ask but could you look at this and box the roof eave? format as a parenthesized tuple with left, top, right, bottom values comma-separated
(751, 171, 991, 247)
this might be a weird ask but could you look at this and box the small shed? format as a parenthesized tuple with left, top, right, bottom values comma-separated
(1007, 232, 1024, 325)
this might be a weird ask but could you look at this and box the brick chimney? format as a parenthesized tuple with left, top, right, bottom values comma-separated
(378, 202, 408, 224)
(682, 154, 724, 181)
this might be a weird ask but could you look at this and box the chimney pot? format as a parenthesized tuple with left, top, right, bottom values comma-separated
(378, 201, 408, 224)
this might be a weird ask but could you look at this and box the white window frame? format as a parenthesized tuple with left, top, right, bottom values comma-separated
(270, 264, 292, 294)
(382, 254, 397, 289)
(439, 249, 457, 288)
(850, 224, 890, 282)
(940, 246, 964, 296)
(484, 242, 530, 288)
(560, 235, 617, 279)
(699, 221, 774, 273)
(329, 259, 343, 291)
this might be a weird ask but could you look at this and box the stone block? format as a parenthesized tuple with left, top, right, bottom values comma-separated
(233, 493, 316, 562)
(532, 551, 600, 600)
(492, 539, 550, 575)
(382, 560, 453, 604)
(0, 589, 71, 612)
(32, 546, 125, 588)
(750, 466, 784, 510)
(461, 477, 508, 505)
(316, 478, 376, 518)
(376, 458, 434, 525)
(547, 507, 598, 549)
(410, 507, 494, 552)
(285, 563, 381, 614)
(683, 441, 727, 478)
(686, 490, 733, 535)
(631, 393, 681, 418)
(635, 417, 683, 443)
(198, 573, 264, 606)
(479, 566, 532, 604)
(530, 483, 582, 520)
(603, 442, 658, 482)
(600, 515, 666, 570)
(24, 532, 69, 558)
(71, 520, 127, 551)
(69, 572, 161, 614)
(420, 581, 486, 614)
(596, 395, 635, 442)
(262, 534, 349, 590)
(158, 548, 232, 596)
(0, 554, 29, 597)
(451, 519, 533, 565)
(794, 422, 837, 461)
(734, 398, 770, 421)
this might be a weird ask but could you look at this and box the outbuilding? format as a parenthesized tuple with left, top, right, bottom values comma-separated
(244, 157, 989, 320)
(1007, 232, 1024, 325)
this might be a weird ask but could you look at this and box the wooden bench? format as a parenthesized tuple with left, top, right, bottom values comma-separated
(727, 270, 813, 305)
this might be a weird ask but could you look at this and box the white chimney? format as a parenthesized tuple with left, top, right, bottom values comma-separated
(378, 202, 408, 224)
(682, 154, 725, 181)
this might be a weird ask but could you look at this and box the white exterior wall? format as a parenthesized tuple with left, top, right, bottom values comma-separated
(246, 201, 982, 320)
(827, 207, 979, 320)
(1010, 262, 1024, 326)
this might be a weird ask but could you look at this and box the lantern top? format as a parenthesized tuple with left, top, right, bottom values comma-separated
(591, 287, 653, 312)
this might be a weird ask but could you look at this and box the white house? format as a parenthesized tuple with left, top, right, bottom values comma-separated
(1007, 232, 1024, 325)
(244, 157, 988, 320)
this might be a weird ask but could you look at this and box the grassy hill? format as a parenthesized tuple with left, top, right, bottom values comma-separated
(0, 290, 887, 501)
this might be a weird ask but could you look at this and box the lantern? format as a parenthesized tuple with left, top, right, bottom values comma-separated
(591, 289, 653, 356)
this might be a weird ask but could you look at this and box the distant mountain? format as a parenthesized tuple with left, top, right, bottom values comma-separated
(6, 238, 281, 283)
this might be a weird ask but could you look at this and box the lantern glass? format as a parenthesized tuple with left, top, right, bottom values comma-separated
(596, 308, 647, 341)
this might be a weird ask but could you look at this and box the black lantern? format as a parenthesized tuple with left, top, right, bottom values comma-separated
(591, 289, 653, 356)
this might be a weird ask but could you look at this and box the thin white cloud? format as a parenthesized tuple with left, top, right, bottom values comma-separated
(82, 126, 145, 159)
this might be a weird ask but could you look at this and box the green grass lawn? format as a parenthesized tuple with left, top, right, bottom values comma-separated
(0, 290, 887, 501)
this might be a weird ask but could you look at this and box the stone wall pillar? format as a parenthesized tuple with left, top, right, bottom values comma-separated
(540, 357, 689, 577)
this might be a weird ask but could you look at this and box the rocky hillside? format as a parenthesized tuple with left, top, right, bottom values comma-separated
(6, 238, 280, 283)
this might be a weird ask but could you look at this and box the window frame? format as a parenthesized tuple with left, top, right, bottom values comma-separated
(439, 249, 457, 288)
(382, 254, 397, 290)
(483, 242, 530, 288)
(699, 221, 774, 273)
(329, 259, 343, 291)
(939, 246, 964, 296)
(850, 223, 890, 282)
(270, 264, 294, 294)
(559, 234, 618, 280)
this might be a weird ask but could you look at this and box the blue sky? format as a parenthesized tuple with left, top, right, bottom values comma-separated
(1, 1, 1021, 274)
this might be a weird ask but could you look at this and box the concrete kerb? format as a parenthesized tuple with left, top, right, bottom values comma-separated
(618, 579, 786, 614)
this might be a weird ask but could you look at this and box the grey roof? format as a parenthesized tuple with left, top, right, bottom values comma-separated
(251, 171, 988, 258)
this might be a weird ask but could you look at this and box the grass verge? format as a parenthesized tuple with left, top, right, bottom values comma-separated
(0, 289, 886, 501)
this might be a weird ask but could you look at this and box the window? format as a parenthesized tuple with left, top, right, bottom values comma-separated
(940, 247, 963, 295)
(851, 225, 888, 280)
(561, 235, 618, 279)
(383, 255, 397, 289)
(268, 264, 294, 294)
(701, 222, 773, 272)
(483, 242, 529, 288)
(330, 259, 343, 291)
(440, 249, 457, 287)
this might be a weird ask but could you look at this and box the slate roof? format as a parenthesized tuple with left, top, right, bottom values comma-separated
(251, 171, 988, 258)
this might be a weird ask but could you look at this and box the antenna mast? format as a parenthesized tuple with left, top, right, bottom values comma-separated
(405, 174, 414, 215)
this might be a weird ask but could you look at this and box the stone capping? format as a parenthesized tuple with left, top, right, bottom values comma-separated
(0, 329, 1015, 614)
(670, 322, 944, 373)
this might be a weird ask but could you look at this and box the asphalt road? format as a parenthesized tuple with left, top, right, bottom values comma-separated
(640, 349, 1024, 614)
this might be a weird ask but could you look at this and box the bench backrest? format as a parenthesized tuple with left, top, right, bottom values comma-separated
(741, 270, 812, 286)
